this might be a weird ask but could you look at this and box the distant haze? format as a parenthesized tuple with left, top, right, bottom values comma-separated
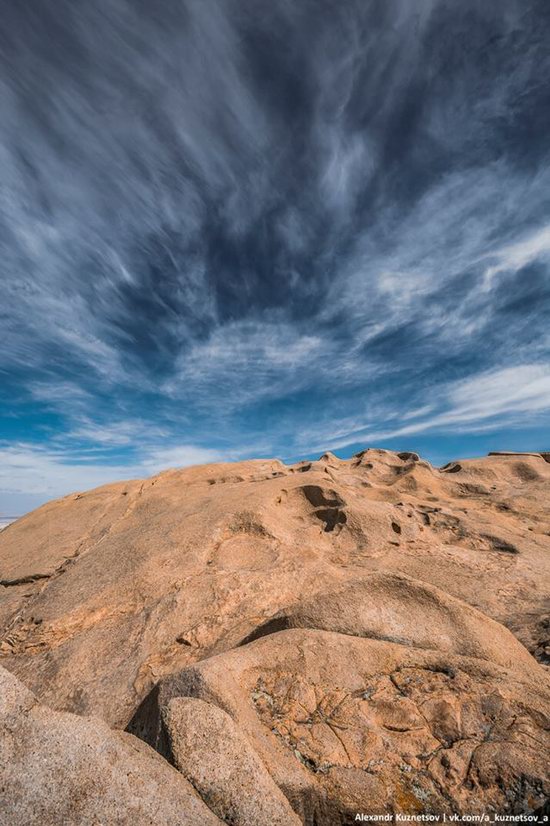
(1, 0, 550, 514)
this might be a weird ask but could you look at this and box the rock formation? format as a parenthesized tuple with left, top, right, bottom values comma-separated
(1, 448, 549, 822)
(0, 665, 222, 825)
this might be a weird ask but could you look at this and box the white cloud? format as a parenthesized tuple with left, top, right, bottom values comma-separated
(141, 445, 227, 471)
(164, 321, 327, 406)
(0, 440, 232, 513)
(482, 223, 550, 289)
(0, 444, 139, 498)
(29, 381, 92, 404)
(67, 419, 169, 447)
(445, 364, 550, 421)
(1, 0, 549, 511)
(310, 363, 550, 453)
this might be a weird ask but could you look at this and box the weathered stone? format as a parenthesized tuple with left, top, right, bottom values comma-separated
(163, 696, 301, 825)
(0, 666, 221, 826)
(152, 629, 550, 822)
(1, 449, 549, 819)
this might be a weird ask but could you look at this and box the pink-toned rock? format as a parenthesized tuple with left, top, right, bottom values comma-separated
(163, 696, 301, 825)
(148, 628, 550, 822)
(0, 665, 221, 826)
(1, 448, 549, 819)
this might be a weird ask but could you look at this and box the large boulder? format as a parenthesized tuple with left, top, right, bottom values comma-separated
(163, 696, 301, 825)
(148, 629, 550, 823)
(0, 665, 221, 826)
(224, 572, 539, 674)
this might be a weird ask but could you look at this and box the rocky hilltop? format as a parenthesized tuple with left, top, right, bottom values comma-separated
(1, 448, 549, 823)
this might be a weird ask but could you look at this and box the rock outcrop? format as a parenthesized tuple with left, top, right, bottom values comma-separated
(1, 448, 549, 821)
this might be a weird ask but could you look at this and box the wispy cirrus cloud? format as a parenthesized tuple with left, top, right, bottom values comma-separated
(1, 0, 549, 512)
(0, 441, 230, 503)
(306, 364, 550, 454)
(482, 223, 550, 289)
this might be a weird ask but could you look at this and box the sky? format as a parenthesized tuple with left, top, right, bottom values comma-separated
(1, 0, 550, 515)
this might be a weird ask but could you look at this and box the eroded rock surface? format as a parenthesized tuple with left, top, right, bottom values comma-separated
(136, 630, 550, 822)
(232, 572, 539, 673)
(1, 448, 549, 820)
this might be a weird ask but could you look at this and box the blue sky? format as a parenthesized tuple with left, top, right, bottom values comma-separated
(1, 0, 550, 514)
